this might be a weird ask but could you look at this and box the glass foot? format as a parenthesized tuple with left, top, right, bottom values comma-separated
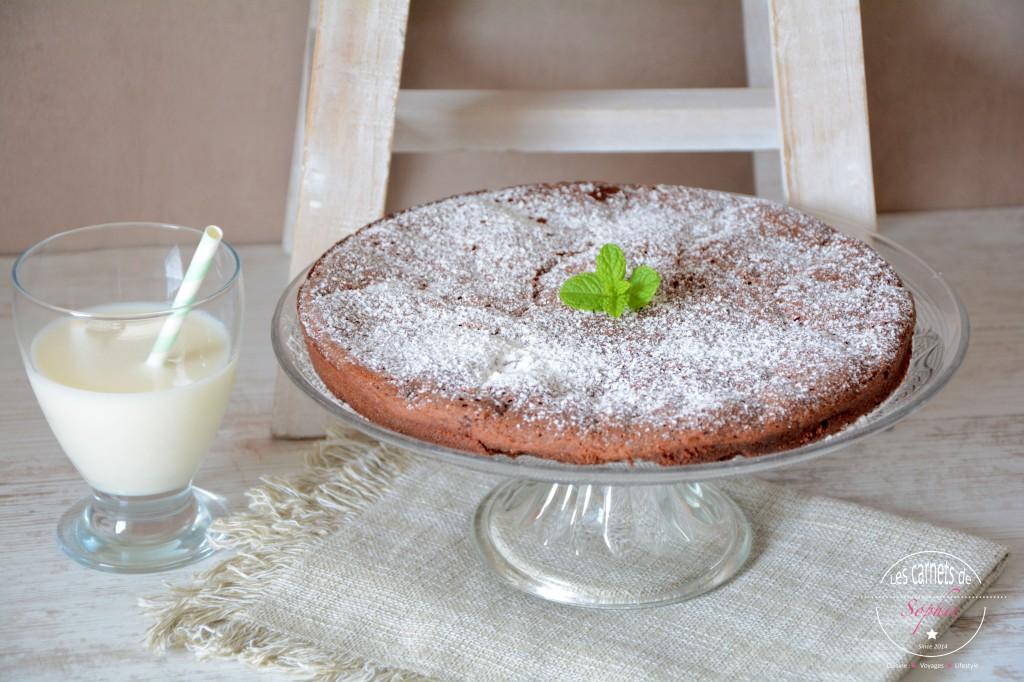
(57, 486, 228, 573)
(474, 479, 751, 608)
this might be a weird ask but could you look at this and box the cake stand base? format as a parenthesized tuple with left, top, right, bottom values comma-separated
(473, 479, 752, 608)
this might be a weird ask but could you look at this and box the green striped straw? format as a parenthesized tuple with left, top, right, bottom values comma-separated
(145, 225, 224, 367)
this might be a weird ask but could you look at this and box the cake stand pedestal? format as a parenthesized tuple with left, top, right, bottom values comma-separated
(475, 479, 750, 607)
(273, 234, 967, 609)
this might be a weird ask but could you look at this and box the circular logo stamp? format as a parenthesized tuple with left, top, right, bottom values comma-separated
(874, 550, 985, 658)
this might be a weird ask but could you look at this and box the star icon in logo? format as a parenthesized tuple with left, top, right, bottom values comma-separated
(926, 629, 939, 640)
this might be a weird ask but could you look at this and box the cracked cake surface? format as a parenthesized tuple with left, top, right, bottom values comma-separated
(298, 182, 915, 465)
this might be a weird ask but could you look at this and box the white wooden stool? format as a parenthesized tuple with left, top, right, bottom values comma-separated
(273, 0, 875, 437)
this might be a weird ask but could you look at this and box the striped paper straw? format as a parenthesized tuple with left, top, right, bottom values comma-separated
(145, 225, 224, 367)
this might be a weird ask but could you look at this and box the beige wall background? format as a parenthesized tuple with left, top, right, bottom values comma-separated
(1, 0, 1022, 253)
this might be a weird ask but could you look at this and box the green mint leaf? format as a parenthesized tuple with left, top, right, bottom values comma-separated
(559, 272, 607, 312)
(595, 243, 627, 283)
(600, 277, 630, 296)
(606, 295, 627, 318)
(558, 243, 662, 319)
(600, 280, 630, 317)
(627, 265, 661, 310)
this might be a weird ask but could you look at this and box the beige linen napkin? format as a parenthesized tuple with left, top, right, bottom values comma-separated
(146, 431, 1008, 681)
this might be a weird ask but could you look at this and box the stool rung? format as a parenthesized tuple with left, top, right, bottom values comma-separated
(393, 88, 779, 153)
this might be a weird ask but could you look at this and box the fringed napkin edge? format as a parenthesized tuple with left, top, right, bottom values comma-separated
(140, 427, 426, 681)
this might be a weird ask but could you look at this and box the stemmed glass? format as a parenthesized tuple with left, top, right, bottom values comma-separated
(12, 222, 243, 573)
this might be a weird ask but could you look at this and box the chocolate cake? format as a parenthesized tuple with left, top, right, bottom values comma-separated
(298, 183, 915, 465)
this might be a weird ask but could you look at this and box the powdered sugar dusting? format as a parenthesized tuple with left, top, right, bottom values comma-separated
(300, 183, 914, 435)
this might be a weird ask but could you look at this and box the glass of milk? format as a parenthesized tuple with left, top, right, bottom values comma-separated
(12, 222, 243, 573)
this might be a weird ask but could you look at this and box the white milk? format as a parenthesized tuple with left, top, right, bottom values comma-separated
(27, 305, 237, 497)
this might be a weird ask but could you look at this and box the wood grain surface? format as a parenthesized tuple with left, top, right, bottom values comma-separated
(1, 208, 1021, 680)
(272, 0, 411, 438)
(769, 0, 876, 240)
(392, 88, 778, 153)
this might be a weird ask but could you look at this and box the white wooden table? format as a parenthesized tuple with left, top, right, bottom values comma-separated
(1, 208, 1021, 680)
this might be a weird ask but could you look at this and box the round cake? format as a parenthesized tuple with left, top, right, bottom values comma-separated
(298, 182, 915, 465)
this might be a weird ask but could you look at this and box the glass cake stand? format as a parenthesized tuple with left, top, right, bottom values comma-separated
(271, 234, 968, 609)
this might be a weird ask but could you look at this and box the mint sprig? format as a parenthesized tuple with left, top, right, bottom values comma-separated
(559, 243, 662, 318)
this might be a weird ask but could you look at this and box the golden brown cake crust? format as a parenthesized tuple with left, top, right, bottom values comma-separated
(298, 183, 915, 465)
